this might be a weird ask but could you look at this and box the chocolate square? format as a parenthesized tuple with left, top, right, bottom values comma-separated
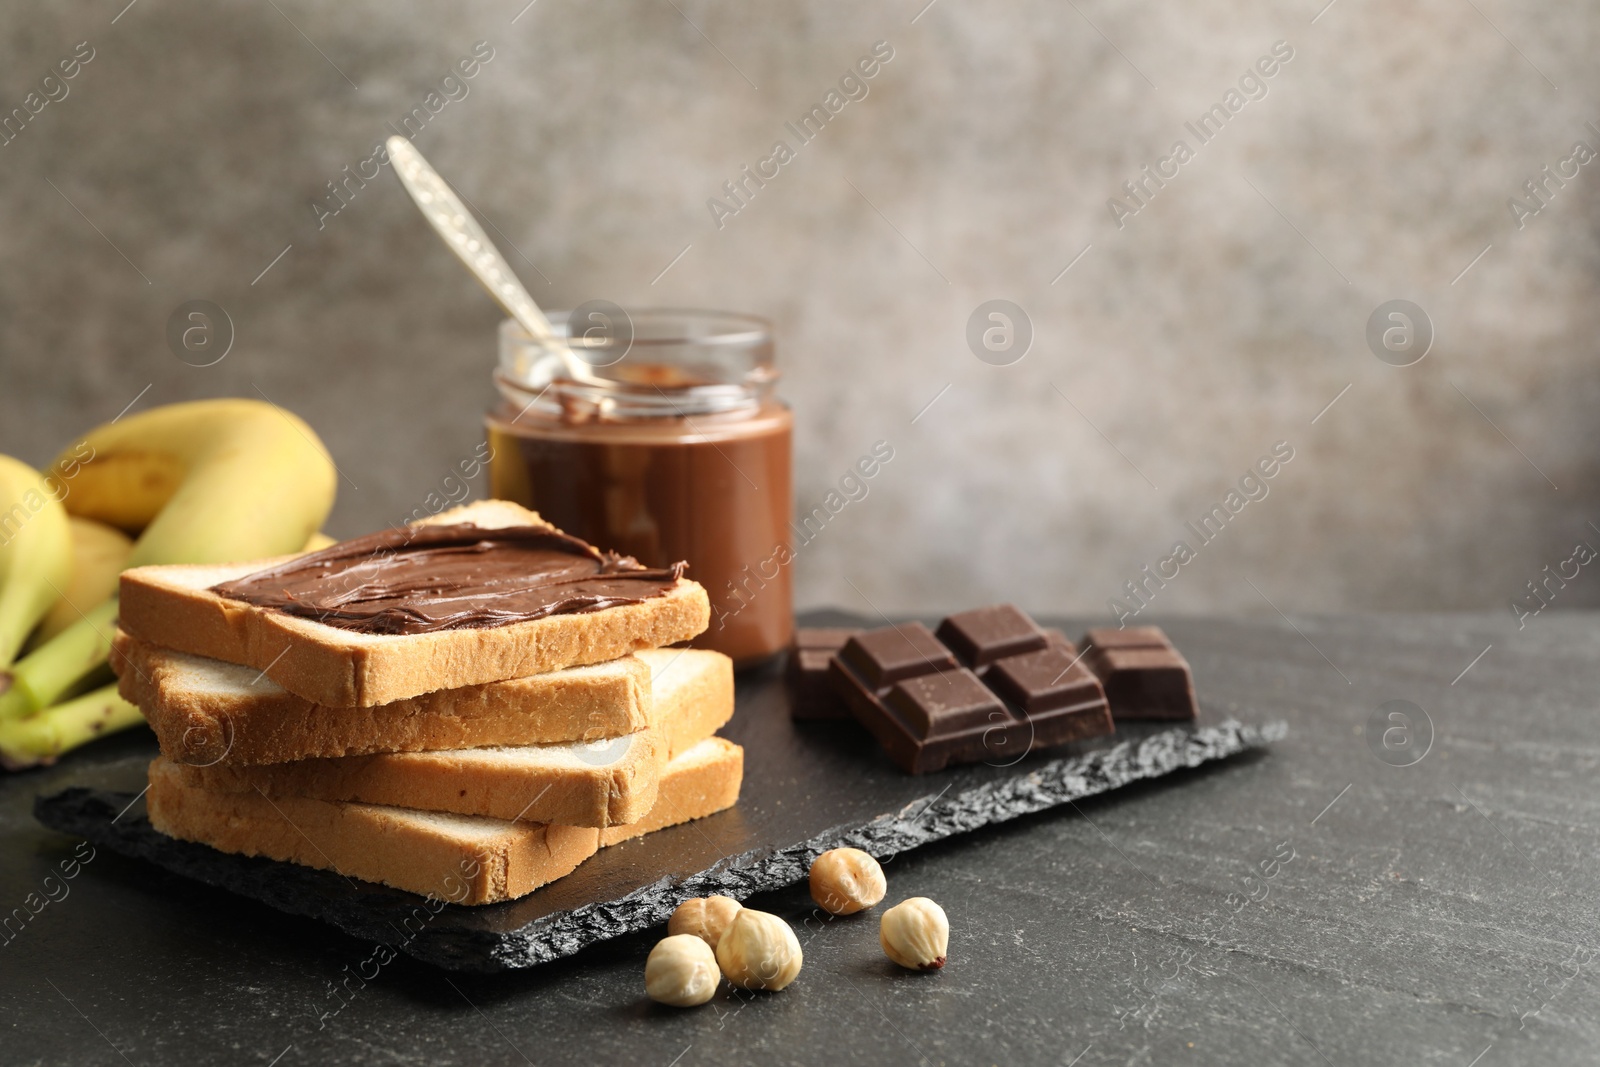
(988, 643, 1098, 715)
(837, 624, 956, 689)
(787, 629, 856, 720)
(935, 605, 1048, 669)
(1082, 627, 1197, 721)
(887, 671, 1007, 738)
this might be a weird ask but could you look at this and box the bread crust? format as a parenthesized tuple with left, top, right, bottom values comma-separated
(146, 758, 600, 904)
(167, 733, 661, 827)
(116, 630, 655, 765)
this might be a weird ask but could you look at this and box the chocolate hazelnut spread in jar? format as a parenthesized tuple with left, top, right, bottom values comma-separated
(486, 310, 793, 667)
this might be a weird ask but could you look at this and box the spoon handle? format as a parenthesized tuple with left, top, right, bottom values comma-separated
(385, 136, 557, 343)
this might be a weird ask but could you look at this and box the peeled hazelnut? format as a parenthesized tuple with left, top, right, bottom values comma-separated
(809, 847, 887, 915)
(714, 907, 803, 991)
(667, 895, 742, 948)
(880, 897, 949, 971)
(645, 934, 720, 1007)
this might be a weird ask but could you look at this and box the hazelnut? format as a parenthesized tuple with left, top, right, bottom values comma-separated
(714, 908, 803, 991)
(667, 895, 742, 948)
(880, 897, 948, 971)
(645, 934, 720, 1007)
(809, 847, 887, 915)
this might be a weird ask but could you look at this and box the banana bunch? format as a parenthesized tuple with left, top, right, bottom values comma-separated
(0, 456, 73, 668)
(0, 399, 337, 769)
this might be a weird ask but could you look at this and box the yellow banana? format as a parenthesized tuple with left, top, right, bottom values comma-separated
(51, 398, 337, 566)
(0, 455, 72, 669)
(303, 530, 336, 552)
(33, 517, 132, 645)
(0, 682, 141, 770)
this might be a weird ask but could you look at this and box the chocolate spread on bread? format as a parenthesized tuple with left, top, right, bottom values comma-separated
(211, 523, 686, 635)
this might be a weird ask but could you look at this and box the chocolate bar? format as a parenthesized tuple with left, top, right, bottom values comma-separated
(1082, 626, 1197, 720)
(828, 605, 1113, 774)
(787, 628, 854, 720)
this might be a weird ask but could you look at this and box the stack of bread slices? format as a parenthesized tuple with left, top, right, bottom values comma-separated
(109, 501, 742, 905)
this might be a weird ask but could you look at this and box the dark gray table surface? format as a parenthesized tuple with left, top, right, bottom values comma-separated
(3, 612, 1597, 1066)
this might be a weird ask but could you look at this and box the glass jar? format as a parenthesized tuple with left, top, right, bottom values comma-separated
(486, 309, 793, 668)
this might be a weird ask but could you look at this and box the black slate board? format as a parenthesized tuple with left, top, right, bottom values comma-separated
(33, 656, 1282, 973)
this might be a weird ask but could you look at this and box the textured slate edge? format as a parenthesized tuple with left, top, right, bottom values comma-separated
(35, 720, 1281, 972)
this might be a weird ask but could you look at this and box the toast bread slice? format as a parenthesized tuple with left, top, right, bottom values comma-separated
(146, 757, 601, 904)
(167, 730, 662, 827)
(115, 632, 653, 765)
(117, 501, 710, 708)
(146, 737, 744, 904)
(160, 648, 735, 825)
(599, 737, 743, 846)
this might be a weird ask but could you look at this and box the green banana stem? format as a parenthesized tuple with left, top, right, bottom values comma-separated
(0, 597, 119, 721)
(0, 682, 143, 770)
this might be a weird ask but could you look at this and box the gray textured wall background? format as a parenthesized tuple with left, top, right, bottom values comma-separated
(1, 0, 1597, 623)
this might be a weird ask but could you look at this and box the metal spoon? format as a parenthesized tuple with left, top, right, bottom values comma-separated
(384, 135, 597, 382)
